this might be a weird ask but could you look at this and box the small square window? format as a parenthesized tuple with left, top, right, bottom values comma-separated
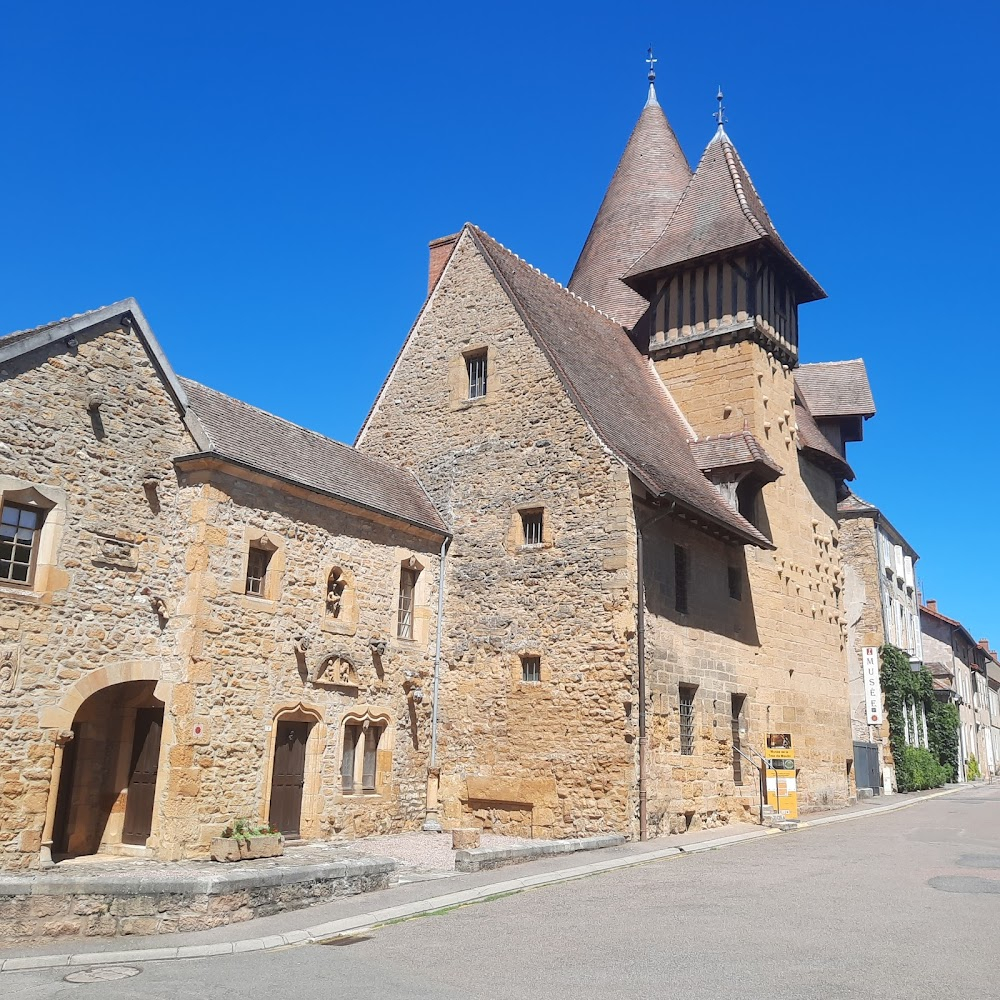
(245, 546, 272, 596)
(521, 509, 543, 547)
(728, 566, 742, 601)
(466, 352, 488, 399)
(521, 656, 541, 683)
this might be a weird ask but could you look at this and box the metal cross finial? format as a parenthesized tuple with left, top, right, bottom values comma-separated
(646, 45, 657, 83)
(714, 86, 727, 127)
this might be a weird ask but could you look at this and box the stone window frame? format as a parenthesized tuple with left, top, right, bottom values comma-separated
(233, 527, 286, 609)
(511, 650, 549, 687)
(338, 705, 393, 797)
(506, 503, 555, 553)
(679, 684, 697, 755)
(319, 563, 358, 636)
(0, 478, 67, 604)
(449, 344, 501, 410)
(393, 554, 429, 645)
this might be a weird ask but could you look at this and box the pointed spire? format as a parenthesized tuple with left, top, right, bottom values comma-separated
(646, 45, 658, 107)
(623, 126, 825, 302)
(568, 54, 693, 326)
(714, 86, 727, 128)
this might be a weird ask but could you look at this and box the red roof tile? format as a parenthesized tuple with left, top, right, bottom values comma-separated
(567, 85, 691, 328)
(796, 360, 876, 419)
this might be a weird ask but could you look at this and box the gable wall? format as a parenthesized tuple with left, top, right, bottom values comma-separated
(359, 235, 641, 837)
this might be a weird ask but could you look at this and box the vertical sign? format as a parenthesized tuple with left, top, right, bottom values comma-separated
(765, 734, 798, 820)
(862, 646, 883, 725)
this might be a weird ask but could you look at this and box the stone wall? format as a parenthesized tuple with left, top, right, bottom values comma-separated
(1, 322, 443, 870)
(359, 232, 641, 838)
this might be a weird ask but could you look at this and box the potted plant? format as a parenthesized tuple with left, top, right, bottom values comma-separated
(210, 818, 284, 862)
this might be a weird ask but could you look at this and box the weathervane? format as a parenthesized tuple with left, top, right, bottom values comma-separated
(714, 86, 727, 127)
(646, 45, 657, 83)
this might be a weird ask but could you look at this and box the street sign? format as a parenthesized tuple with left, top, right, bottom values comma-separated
(862, 646, 883, 725)
(765, 734, 798, 820)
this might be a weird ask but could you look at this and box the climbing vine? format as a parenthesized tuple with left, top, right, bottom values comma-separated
(880, 644, 956, 791)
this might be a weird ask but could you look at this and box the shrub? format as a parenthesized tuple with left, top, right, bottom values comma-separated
(895, 746, 950, 792)
(967, 755, 981, 781)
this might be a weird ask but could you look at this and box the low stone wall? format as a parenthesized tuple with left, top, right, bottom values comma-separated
(0, 858, 395, 940)
(454, 834, 626, 873)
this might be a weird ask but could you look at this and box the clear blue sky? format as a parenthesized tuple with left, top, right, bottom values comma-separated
(2, 2, 998, 645)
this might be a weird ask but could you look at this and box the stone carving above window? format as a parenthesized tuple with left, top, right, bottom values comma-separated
(311, 653, 359, 688)
(89, 529, 138, 570)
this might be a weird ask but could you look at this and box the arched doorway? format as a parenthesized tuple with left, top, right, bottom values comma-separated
(264, 703, 325, 841)
(51, 680, 164, 858)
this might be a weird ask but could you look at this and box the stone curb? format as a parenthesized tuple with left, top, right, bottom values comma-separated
(454, 833, 626, 872)
(0, 786, 973, 973)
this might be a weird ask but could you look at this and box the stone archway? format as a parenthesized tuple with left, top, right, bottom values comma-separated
(262, 702, 326, 841)
(39, 663, 171, 866)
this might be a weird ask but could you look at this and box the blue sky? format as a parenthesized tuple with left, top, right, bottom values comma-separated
(2, 2, 998, 645)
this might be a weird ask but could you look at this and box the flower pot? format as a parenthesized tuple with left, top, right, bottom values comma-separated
(210, 834, 284, 862)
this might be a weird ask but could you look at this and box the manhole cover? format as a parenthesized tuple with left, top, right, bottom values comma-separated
(65, 966, 142, 983)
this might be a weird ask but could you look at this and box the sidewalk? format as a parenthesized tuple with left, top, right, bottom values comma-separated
(0, 783, 969, 972)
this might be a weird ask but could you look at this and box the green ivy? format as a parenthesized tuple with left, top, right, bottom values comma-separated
(880, 644, 958, 791)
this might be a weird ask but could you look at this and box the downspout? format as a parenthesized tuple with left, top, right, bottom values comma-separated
(423, 534, 451, 832)
(636, 526, 648, 841)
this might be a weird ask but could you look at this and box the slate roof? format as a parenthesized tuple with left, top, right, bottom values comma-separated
(624, 127, 824, 302)
(690, 431, 782, 480)
(567, 84, 691, 328)
(794, 401, 854, 480)
(836, 492, 877, 515)
(179, 379, 448, 536)
(796, 360, 876, 419)
(468, 226, 772, 548)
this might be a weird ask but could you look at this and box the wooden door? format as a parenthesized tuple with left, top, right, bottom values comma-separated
(269, 721, 309, 837)
(122, 707, 163, 845)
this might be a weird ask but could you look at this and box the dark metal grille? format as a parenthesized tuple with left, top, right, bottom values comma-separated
(731, 694, 746, 784)
(397, 567, 417, 638)
(679, 686, 696, 755)
(521, 510, 543, 546)
(245, 546, 271, 596)
(467, 353, 488, 399)
(521, 656, 541, 683)
(0, 504, 41, 584)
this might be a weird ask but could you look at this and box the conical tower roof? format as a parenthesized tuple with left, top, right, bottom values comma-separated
(625, 126, 824, 301)
(567, 82, 692, 327)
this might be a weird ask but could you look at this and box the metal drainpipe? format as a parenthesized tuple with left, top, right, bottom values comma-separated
(422, 534, 450, 832)
(634, 503, 675, 842)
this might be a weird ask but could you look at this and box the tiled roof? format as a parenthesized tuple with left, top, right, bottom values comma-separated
(796, 360, 875, 419)
(179, 379, 447, 535)
(837, 491, 877, 515)
(690, 431, 782, 479)
(795, 401, 854, 480)
(468, 226, 772, 548)
(624, 127, 824, 302)
(567, 84, 691, 328)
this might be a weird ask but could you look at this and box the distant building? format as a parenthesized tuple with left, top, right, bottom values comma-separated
(838, 493, 921, 792)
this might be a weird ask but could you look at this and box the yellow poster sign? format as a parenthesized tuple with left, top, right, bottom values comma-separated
(765, 733, 798, 820)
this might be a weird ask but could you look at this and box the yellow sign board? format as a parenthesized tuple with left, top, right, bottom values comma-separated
(765, 733, 798, 820)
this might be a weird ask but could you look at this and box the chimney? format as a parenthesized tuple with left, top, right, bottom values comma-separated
(428, 232, 461, 294)
(926, 599, 937, 612)
(979, 639, 991, 651)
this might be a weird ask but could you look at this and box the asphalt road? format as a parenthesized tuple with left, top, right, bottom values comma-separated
(6, 785, 1000, 999)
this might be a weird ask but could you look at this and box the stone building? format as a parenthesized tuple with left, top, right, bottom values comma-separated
(357, 74, 870, 836)
(921, 600, 991, 781)
(837, 491, 921, 791)
(0, 302, 448, 870)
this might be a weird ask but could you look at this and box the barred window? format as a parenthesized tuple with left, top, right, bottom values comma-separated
(397, 566, 418, 639)
(679, 685, 697, 755)
(245, 546, 272, 596)
(0, 504, 42, 585)
(467, 352, 488, 399)
(731, 694, 746, 784)
(521, 509, 543, 547)
(521, 655, 541, 683)
(674, 545, 689, 614)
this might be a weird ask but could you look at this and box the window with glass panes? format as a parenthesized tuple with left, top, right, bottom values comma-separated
(397, 567, 418, 639)
(245, 546, 272, 596)
(466, 352, 488, 399)
(0, 504, 42, 584)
